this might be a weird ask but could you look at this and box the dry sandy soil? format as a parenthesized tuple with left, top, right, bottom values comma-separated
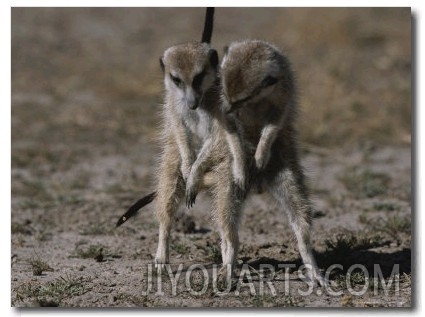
(11, 8, 411, 308)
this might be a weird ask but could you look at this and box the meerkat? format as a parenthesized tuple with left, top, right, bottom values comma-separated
(155, 44, 245, 274)
(220, 40, 325, 286)
(115, 8, 247, 275)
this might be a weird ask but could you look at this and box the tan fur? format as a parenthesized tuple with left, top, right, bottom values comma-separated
(154, 42, 245, 275)
(221, 40, 325, 286)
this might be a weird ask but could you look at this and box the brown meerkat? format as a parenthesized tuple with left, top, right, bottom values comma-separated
(220, 39, 325, 286)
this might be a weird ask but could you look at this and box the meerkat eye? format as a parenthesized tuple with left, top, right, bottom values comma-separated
(262, 76, 278, 87)
(170, 74, 183, 87)
(192, 70, 206, 90)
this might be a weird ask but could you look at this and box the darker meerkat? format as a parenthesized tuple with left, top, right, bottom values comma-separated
(220, 39, 325, 286)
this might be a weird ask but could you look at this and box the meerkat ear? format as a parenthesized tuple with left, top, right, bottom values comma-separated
(223, 45, 229, 55)
(159, 57, 165, 72)
(208, 49, 219, 68)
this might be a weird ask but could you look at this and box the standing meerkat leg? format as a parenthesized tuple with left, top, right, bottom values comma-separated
(154, 141, 185, 266)
(212, 161, 243, 276)
(265, 162, 324, 286)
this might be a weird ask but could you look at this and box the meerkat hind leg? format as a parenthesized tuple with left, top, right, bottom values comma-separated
(154, 151, 185, 268)
(213, 165, 242, 279)
(266, 167, 325, 287)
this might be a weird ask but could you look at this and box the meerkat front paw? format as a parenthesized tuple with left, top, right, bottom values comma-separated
(254, 149, 271, 171)
(185, 186, 198, 208)
(233, 176, 247, 200)
(180, 162, 192, 182)
(185, 171, 200, 208)
(232, 163, 247, 200)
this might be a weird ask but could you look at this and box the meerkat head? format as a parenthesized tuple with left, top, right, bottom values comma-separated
(220, 40, 289, 113)
(160, 42, 219, 110)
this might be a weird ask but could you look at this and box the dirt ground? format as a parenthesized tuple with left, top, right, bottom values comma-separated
(11, 8, 411, 308)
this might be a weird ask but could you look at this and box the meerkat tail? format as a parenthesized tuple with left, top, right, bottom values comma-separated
(201, 7, 215, 44)
(116, 191, 157, 227)
(116, 172, 215, 227)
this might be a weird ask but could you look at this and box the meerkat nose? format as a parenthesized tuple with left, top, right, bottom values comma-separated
(187, 99, 199, 110)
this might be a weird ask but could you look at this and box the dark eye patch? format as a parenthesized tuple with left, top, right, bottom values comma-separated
(170, 74, 183, 87)
(262, 76, 278, 87)
(231, 95, 253, 108)
(229, 76, 278, 108)
(192, 70, 206, 90)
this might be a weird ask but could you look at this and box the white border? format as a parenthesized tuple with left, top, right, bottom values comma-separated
(3, 2, 12, 317)
(3, 1, 421, 317)
(5, 0, 421, 7)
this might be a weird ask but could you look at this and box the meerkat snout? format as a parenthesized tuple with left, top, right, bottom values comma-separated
(185, 87, 201, 110)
